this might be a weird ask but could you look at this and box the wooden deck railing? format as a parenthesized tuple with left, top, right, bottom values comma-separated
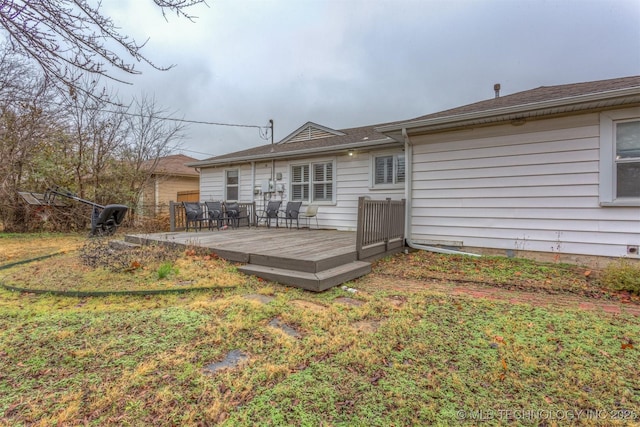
(355, 197, 406, 260)
(169, 201, 256, 231)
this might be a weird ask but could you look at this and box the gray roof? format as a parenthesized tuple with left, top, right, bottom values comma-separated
(189, 122, 400, 167)
(377, 75, 640, 139)
(190, 75, 640, 168)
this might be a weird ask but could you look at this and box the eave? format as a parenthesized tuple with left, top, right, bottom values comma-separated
(376, 87, 640, 141)
(187, 137, 398, 168)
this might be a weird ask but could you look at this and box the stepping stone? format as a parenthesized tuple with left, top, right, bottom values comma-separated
(268, 318, 301, 338)
(244, 294, 274, 304)
(290, 300, 327, 312)
(334, 297, 364, 306)
(204, 349, 248, 375)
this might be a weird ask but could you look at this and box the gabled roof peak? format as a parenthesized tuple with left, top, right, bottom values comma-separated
(279, 121, 346, 144)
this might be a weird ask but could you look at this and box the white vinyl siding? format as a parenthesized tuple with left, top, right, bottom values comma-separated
(410, 113, 640, 258)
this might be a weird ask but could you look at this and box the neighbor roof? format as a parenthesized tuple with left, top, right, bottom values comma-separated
(189, 122, 399, 167)
(377, 75, 640, 139)
(145, 154, 200, 177)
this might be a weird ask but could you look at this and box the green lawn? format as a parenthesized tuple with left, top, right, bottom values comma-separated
(0, 234, 638, 426)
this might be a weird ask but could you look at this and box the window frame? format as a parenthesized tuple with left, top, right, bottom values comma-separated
(370, 151, 405, 189)
(224, 168, 239, 201)
(289, 159, 336, 205)
(599, 109, 640, 206)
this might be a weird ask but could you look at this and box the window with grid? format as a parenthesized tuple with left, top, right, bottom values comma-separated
(225, 169, 238, 200)
(313, 162, 333, 202)
(290, 161, 334, 203)
(291, 164, 309, 201)
(373, 153, 405, 186)
(615, 120, 640, 198)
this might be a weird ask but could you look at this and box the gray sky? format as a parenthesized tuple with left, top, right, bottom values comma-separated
(102, 0, 640, 159)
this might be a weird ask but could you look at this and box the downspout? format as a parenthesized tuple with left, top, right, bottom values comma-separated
(402, 128, 480, 257)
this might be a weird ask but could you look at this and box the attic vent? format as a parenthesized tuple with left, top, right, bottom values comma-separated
(285, 125, 338, 143)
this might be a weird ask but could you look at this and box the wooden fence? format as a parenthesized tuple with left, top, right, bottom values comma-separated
(355, 197, 406, 260)
(169, 201, 256, 231)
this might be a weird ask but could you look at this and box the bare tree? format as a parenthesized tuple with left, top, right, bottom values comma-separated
(114, 94, 185, 217)
(0, 50, 62, 230)
(0, 0, 206, 92)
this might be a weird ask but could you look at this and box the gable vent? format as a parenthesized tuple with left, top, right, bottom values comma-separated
(285, 125, 338, 143)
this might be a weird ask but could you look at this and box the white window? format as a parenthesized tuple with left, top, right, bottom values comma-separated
(291, 165, 309, 201)
(615, 120, 640, 198)
(600, 109, 640, 206)
(290, 161, 334, 203)
(225, 169, 239, 200)
(373, 153, 405, 187)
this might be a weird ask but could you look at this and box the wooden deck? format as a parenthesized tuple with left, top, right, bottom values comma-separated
(125, 228, 385, 292)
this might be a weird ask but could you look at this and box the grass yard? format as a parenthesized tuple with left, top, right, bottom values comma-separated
(0, 233, 638, 426)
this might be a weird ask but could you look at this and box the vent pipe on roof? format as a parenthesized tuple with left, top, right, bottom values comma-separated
(494, 83, 501, 98)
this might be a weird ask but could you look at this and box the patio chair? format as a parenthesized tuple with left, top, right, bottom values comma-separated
(204, 201, 224, 230)
(183, 202, 207, 231)
(224, 202, 250, 229)
(282, 201, 302, 229)
(299, 205, 319, 229)
(256, 200, 281, 228)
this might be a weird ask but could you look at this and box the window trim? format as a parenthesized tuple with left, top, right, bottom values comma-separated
(289, 159, 336, 205)
(224, 168, 239, 201)
(370, 151, 405, 189)
(599, 108, 640, 206)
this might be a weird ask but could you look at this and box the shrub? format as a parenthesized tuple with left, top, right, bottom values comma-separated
(599, 259, 640, 294)
(157, 262, 178, 279)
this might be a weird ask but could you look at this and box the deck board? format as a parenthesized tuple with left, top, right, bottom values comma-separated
(126, 228, 357, 263)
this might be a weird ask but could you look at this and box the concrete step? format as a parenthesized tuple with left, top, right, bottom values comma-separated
(239, 261, 371, 292)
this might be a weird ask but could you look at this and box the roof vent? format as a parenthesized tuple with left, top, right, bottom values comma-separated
(494, 83, 501, 98)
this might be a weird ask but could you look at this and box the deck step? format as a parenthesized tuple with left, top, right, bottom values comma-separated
(239, 261, 371, 292)
(249, 250, 357, 273)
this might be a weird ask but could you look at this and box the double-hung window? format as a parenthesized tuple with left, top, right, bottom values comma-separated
(291, 161, 334, 203)
(600, 110, 640, 205)
(615, 120, 640, 198)
(225, 169, 239, 200)
(373, 153, 405, 187)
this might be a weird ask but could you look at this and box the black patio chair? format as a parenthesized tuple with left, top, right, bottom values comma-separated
(224, 202, 249, 229)
(256, 200, 281, 228)
(282, 201, 302, 229)
(183, 202, 207, 231)
(204, 201, 224, 230)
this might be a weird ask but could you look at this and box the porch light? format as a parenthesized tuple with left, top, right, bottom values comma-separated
(348, 150, 353, 156)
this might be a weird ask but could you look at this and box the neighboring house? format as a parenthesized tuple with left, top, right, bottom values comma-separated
(190, 75, 640, 264)
(141, 154, 200, 216)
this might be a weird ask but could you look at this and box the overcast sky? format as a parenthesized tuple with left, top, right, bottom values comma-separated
(102, 0, 640, 159)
